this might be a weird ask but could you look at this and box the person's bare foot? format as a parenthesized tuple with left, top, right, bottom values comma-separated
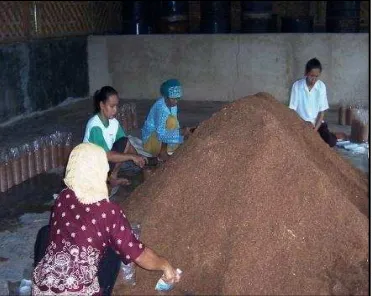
(146, 157, 159, 167)
(109, 176, 131, 187)
(109, 185, 120, 198)
(158, 151, 170, 162)
(143, 167, 157, 181)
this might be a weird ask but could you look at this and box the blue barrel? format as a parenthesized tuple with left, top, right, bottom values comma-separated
(281, 17, 314, 33)
(241, 1, 276, 33)
(160, 1, 189, 34)
(200, 1, 231, 33)
(122, 1, 159, 34)
(326, 1, 361, 32)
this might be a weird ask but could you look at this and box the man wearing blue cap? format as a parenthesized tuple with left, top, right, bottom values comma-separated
(142, 79, 192, 161)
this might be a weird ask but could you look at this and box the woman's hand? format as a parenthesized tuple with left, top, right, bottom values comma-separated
(181, 127, 192, 140)
(131, 155, 146, 168)
(135, 247, 181, 283)
(162, 263, 181, 284)
(305, 121, 315, 129)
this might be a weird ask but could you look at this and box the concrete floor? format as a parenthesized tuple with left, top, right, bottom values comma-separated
(325, 110, 369, 174)
(0, 97, 369, 295)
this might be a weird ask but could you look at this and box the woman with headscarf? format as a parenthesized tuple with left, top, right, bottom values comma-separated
(142, 79, 193, 161)
(32, 143, 180, 296)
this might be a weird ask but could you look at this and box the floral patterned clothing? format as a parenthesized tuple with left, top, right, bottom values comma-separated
(32, 188, 144, 295)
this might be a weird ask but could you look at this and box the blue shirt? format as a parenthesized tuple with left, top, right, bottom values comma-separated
(142, 97, 184, 145)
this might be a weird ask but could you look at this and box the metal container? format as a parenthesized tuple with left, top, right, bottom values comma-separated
(160, 1, 189, 34)
(326, 1, 361, 33)
(200, 1, 231, 33)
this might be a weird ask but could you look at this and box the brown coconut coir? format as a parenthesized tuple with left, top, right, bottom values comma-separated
(114, 92, 369, 295)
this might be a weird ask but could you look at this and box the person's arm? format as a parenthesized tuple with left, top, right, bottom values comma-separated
(181, 127, 192, 140)
(107, 149, 145, 167)
(288, 83, 298, 110)
(106, 150, 138, 163)
(314, 83, 329, 131)
(135, 247, 180, 283)
(314, 111, 325, 131)
(109, 207, 180, 283)
(88, 126, 143, 165)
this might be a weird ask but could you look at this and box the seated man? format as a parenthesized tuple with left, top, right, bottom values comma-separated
(142, 79, 192, 161)
(289, 58, 337, 147)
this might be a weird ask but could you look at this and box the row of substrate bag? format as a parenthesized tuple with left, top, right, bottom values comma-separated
(117, 103, 138, 132)
(338, 106, 369, 143)
(0, 131, 73, 193)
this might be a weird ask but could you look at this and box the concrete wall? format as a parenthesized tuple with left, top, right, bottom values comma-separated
(88, 34, 369, 106)
(0, 37, 89, 123)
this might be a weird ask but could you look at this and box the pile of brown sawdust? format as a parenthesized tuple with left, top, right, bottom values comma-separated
(114, 92, 369, 295)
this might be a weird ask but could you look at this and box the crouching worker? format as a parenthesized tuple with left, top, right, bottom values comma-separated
(142, 79, 192, 161)
(289, 58, 337, 147)
(32, 143, 180, 296)
(83, 86, 156, 187)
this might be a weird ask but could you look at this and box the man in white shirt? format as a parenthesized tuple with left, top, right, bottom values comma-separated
(289, 58, 337, 147)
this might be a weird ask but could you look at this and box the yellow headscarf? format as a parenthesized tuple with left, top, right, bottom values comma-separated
(63, 143, 109, 204)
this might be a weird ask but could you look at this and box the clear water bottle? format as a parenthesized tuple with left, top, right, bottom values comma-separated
(121, 223, 141, 286)
(0, 149, 8, 193)
(41, 136, 51, 172)
(26, 143, 36, 179)
(64, 132, 73, 165)
(20, 144, 29, 182)
(4, 152, 13, 190)
(10, 147, 22, 186)
(120, 104, 130, 132)
(55, 131, 64, 167)
(130, 102, 138, 129)
(49, 133, 58, 170)
(33, 139, 43, 175)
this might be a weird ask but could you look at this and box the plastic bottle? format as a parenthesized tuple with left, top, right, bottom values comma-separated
(26, 143, 36, 179)
(155, 269, 183, 291)
(121, 223, 141, 285)
(56, 131, 64, 167)
(131, 102, 138, 129)
(338, 105, 346, 126)
(351, 109, 369, 143)
(63, 133, 73, 164)
(18, 279, 32, 296)
(10, 147, 22, 186)
(116, 109, 123, 126)
(0, 150, 7, 193)
(33, 139, 43, 175)
(4, 152, 13, 190)
(121, 104, 130, 132)
(41, 136, 51, 172)
(345, 105, 353, 126)
(20, 144, 29, 182)
(49, 134, 58, 170)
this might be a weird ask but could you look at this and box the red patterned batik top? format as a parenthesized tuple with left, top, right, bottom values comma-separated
(32, 188, 144, 295)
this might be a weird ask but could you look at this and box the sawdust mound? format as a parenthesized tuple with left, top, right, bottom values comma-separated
(116, 92, 369, 295)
